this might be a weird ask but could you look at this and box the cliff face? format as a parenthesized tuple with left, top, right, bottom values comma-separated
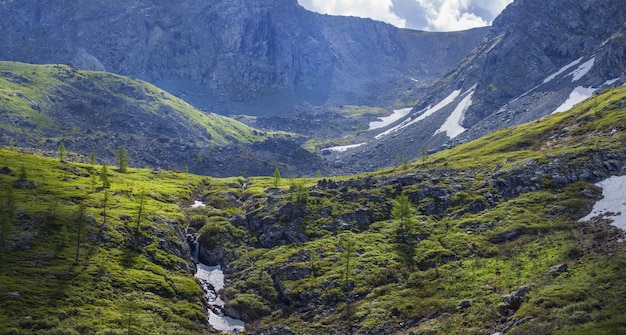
(0, 0, 486, 111)
(327, 0, 626, 175)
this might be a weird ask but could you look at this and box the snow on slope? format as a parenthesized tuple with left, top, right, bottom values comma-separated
(369, 107, 412, 130)
(553, 86, 597, 114)
(375, 90, 461, 139)
(325, 142, 367, 152)
(580, 175, 626, 237)
(570, 57, 595, 82)
(553, 78, 622, 114)
(543, 58, 583, 84)
(435, 90, 474, 139)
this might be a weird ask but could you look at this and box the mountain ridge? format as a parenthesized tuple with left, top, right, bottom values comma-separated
(0, 0, 487, 115)
(0, 61, 324, 177)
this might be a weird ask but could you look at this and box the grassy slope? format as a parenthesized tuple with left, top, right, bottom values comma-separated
(193, 86, 626, 334)
(0, 61, 268, 145)
(0, 152, 210, 334)
(0, 85, 624, 334)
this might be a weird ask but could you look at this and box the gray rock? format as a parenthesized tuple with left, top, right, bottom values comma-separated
(547, 263, 568, 277)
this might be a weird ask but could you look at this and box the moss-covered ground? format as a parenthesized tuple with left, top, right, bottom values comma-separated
(0, 86, 624, 334)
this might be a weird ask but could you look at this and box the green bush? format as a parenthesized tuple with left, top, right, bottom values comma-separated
(225, 293, 271, 321)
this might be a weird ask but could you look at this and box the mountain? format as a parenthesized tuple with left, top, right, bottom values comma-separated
(0, 61, 323, 177)
(0, 0, 486, 115)
(1, 83, 624, 334)
(332, 0, 626, 174)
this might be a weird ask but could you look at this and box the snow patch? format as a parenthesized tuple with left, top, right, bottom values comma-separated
(543, 58, 582, 84)
(569, 57, 595, 82)
(579, 175, 626, 234)
(369, 107, 412, 130)
(324, 142, 366, 152)
(552, 86, 596, 114)
(196, 263, 246, 333)
(435, 91, 474, 139)
(375, 90, 461, 139)
(191, 200, 206, 208)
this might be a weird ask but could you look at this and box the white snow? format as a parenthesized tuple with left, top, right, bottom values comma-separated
(191, 200, 206, 208)
(569, 57, 595, 82)
(435, 91, 474, 139)
(324, 142, 366, 152)
(552, 86, 596, 114)
(196, 263, 246, 333)
(543, 57, 582, 84)
(208, 311, 245, 334)
(375, 89, 461, 139)
(196, 263, 226, 293)
(368, 107, 412, 130)
(579, 175, 626, 236)
(604, 78, 620, 86)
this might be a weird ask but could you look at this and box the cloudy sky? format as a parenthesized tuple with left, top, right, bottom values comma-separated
(297, 0, 514, 32)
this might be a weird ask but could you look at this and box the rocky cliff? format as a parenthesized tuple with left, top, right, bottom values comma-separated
(329, 0, 626, 174)
(0, 0, 486, 114)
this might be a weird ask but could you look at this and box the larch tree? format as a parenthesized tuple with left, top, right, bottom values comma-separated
(116, 145, 129, 173)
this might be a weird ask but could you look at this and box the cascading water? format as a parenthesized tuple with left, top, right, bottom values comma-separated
(191, 204, 245, 334)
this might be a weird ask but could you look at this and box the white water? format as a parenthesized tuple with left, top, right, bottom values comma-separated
(195, 263, 245, 333)
(191, 225, 245, 333)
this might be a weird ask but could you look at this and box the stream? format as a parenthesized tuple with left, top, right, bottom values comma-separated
(191, 200, 245, 334)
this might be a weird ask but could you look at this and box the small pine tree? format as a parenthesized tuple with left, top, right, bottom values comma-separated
(58, 141, 66, 162)
(392, 194, 416, 234)
(75, 203, 86, 262)
(100, 163, 110, 188)
(136, 190, 145, 232)
(343, 235, 354, 287)
(116, 145, 129, 173)
(102, 189, 109, 226)
(273, 167, 281, 188)
(89, 150, 97, 166)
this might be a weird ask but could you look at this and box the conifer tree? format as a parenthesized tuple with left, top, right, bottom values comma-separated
(136, 190, 145, 232)
(89, 150, 97, 166)
(392, 194, 415, 233)
(273, 167, 281, 188)
(100, 163, 110, 188)
(58, 141, 66, 162)
(116, 145, 129, 173)
(75, 203, 86, 262)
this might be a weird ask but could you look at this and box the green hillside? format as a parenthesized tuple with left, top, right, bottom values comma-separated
(0, 85, 624, 334)
(0, 61, 267, 144)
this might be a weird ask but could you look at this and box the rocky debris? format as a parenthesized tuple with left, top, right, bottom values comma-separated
(12, 179, 38, 189)
(547, 263, 568, 277)
(458, 300, 471, 310)
(0, 167, 11, 174)
(492, 230, 521, 244)
(499, 287, 530, 315)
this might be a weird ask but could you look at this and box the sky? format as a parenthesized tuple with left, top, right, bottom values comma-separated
(297, 0, 514, 32)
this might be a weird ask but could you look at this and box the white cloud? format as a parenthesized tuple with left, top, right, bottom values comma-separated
(298, 0, 406, 28)
(298, 0, 514, 32)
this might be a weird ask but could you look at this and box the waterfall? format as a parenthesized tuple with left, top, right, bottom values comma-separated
(192, 231, 245, 333)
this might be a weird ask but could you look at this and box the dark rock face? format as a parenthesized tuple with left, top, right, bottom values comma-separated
(0, 0, 486, 112)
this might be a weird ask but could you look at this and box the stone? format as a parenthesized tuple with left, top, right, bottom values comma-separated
(547, 263, 568, 277)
